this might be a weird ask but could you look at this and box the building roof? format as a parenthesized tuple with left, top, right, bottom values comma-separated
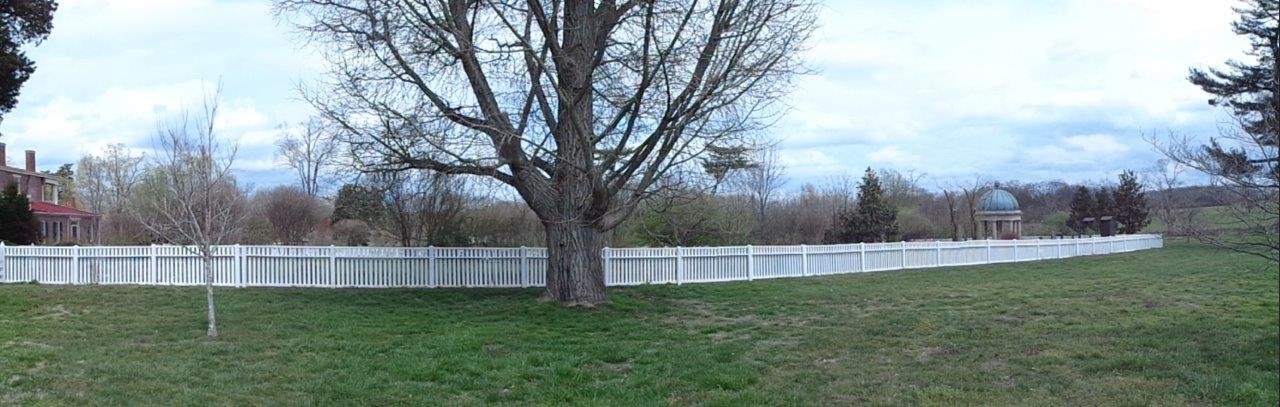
(31, 202, 97, 217)
(0, 165, 59, 185)
(977, 186, 1020, 212)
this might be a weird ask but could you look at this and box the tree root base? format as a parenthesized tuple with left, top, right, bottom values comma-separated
(537, 291, 608, 307)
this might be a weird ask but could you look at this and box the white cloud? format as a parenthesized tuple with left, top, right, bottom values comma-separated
(2, 81, 212, 165)
(0, 0, 316, 175)
(868, 146, 922, 167)
(1027, 134, 1132, 167)
(773, 0, 1242, 184)
(779, 148, 845, 179)
(1062, 134, 1130, 155)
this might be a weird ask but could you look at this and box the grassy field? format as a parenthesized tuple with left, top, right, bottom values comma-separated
(1, 243, 1276, 405)
(1143, 204, 1273, 235)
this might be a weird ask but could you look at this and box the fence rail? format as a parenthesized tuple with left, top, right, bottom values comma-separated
(0, 235, 1163, 288)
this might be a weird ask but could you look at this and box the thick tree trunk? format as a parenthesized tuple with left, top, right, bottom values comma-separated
(202, 254, 219, 338)
(543, 222, 608, 306)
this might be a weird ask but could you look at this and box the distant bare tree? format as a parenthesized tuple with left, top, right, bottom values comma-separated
(76, 155, 109, 216)
(731, 146, 787, 239)
(258, 186, 326, 244)
(821, 173, 858, 214)
(462, 199, 545, 247)
(276, 118, 340, 197)
(130, 90, 246, 339)
(942, 189, 961, 241)
(767, 184, 836, 244)
(277, 0, 819, 305)
(77, 144, 146, 244)
(620, 176, 751, 247)
(1144, 159, 1201, 240)
(952, 177, 989, 239)
(880, 169, 928, 210)
(370, 171, 471, 247)
(332, 219, 372, 246)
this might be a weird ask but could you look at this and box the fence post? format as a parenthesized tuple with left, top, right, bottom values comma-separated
(747, 245, 754, 281)
(428, 245, 437, 287)
(901, 243, 911, 268)
(800, 244, 808, 277)
(859, 243, 866, 272)
(1035, 239, 1042, 260)
(73, 245, 81, 285)
(149, 244, 158, 285)
(520, 246, 530, 288)
(235, 244, 245, 287)
(675, 246, 684, 285)
(327, 245, 337, 288)
(935, 241, 943, 267)
(602, 246, 611, 286)
(985, 239, 992, 263)
(0, 242, 5, 283)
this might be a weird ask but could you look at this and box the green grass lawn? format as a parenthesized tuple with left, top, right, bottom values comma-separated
(1143, 204, 1273, 235)
(2, 243, 1276, 405)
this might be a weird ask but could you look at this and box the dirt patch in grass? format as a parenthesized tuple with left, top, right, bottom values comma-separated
(32, 305, 75, 320)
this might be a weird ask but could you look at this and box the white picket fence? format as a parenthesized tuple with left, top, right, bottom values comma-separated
(0, 234, 1163, 288)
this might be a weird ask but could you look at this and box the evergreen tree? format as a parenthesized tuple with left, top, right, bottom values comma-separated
(0, 1, 59, 122)
(331, 183, 385, 224)
(1187, 0, 1277, 153)
(830, 168, 899, 243)
(0, 183, 40, 244)
(1113, 170, 1151, 234)
(1162, 0, 1278, 262)
(1066, 186, 1094, 234)
(1093, 187, 1116, 218)
(699, 145, 757, 189)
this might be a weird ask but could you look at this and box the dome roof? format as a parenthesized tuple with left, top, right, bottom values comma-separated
(978, 186, 1020, 212)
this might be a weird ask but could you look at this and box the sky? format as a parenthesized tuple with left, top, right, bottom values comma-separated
(0, 0, 1250, 192)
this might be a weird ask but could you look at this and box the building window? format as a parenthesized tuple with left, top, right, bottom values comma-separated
(40, 220, 47, 237)
(71, 221, 79, 240)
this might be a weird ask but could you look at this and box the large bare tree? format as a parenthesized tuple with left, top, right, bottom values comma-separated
(131, 91, 246, 338)
(277, 0, 818, 304)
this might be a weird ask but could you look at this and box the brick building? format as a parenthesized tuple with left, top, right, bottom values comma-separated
(0, 143, 98, 243)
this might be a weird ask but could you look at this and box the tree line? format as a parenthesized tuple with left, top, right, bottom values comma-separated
(43, 139, 1165, 251)
(1066, 171, 1152, 235)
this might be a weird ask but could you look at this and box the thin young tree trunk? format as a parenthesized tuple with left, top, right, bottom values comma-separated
(949, 210, 959, 241)
(203, 253, 219, 338)
(542, 222, 608, 306)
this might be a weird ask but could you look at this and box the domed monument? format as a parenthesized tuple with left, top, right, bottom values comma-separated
(977, 183, 1022, 239)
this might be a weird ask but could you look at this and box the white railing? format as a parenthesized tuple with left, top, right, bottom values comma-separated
(0, 234, 1163, 288)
